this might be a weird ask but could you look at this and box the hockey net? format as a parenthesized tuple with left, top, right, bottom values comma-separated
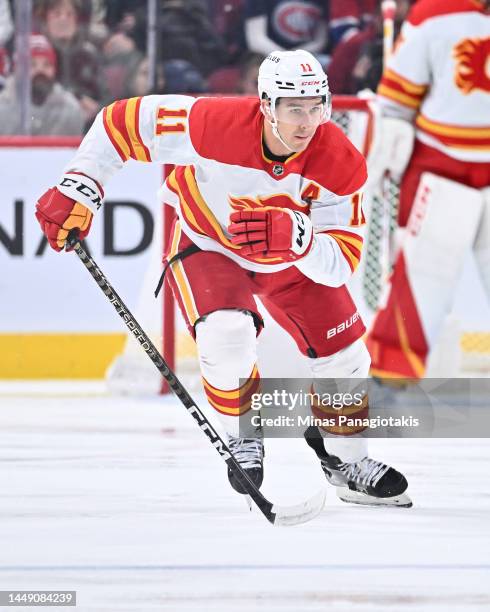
(107, 95, 490, 394)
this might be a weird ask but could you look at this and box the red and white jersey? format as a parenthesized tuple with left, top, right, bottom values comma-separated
(377, 0, 490, 162)
(64, 95, 367, 286)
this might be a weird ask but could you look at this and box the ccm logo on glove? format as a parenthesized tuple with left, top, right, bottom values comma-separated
(57, 172, 104, 211)
(35, 173, 103, 252)
(59, 176, 102, 210)
(228, 207, 313, 261)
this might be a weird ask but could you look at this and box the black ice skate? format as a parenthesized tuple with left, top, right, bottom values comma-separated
(227, 434, 264, 494)
(304, 426, 412, 507)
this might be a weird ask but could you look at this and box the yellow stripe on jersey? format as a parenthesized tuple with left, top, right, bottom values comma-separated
(416, 114, 490, 138)
(166, 221, 200, 326)
(383, 69, 428, 95)
(167, 171, 208, 236)
(377, 84, 421, 109)
(336, 239, 361, 272)
(327, 231, 363, 272)
(183, 166, 241, 250)
(105, 102, 131, 160)
(125, 97, 151, 161)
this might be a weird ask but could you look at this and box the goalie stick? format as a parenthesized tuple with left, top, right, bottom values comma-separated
(66, 231, 325, 526)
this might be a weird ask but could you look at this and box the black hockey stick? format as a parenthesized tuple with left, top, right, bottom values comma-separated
(67, 231, 325, 526)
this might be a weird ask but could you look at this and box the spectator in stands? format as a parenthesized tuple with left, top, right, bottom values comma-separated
(100, 29, 143, 103)
(78, 0, 110, 45)
(117, 0, 225, 78)
(123, 56, 206, 98)
(351, 38, 384, 92)
(327, 0, 412, 94)
(162, 58, 206, 94)
(236, 52, 263, 94)
(0, 34, 84, 135)
(36, 0, 103, 125)
(103, 0, 147, 35)
(206, 0, 246, 62)
(0, 0, 13, 47)
(243, 0, 328, 56)
(329, 0, 376, 49)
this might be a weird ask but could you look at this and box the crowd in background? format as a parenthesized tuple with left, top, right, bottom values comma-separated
(0, 0, 413, 136)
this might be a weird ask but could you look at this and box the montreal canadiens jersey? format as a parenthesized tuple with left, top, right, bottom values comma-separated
(378, 0, 490, 162)
(63, 95, 367, 286)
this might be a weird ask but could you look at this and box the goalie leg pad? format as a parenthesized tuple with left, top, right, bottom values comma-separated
(474, 187, 490, 299)
(368, 173, 483, 378)
(402, 173, 482, 346)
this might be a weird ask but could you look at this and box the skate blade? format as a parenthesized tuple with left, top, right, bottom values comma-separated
(272, 488, 326, 526)
(337, 488, 413, 508)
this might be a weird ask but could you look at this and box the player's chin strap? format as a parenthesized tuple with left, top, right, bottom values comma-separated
(262, 104, 295, 153)
(270, 119, 295, 153)
(262, 98, 331, 153)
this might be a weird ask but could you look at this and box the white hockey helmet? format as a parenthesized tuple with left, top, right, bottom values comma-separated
(258, 50, 332, 123)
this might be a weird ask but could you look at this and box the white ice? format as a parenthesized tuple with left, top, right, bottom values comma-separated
(1, 383, 489, 612)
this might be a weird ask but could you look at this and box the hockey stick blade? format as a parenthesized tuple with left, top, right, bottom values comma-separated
(272, 488, 326, 526)
(245, 488, 326, 526)
(66, 231, 325, 526)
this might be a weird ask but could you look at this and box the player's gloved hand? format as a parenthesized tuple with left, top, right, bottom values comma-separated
(228, 208, 313, 261)
(35, 187, 93, 251)
(35, 173, 103, 252)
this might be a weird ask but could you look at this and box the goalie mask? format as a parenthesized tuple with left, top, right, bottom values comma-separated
(258, 50, 332, 150)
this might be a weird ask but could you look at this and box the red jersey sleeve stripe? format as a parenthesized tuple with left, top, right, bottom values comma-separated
(126, 97, 152, 162)
(135, 97, 151, 161)
(103, 103, 130, 162)
(111, 99, 138, 160)
(378, 69, 427, 110)
(325, 231, 363, 272)
(383, 69, 428, 95)
(377, 83, 421, 109)
(324, 229, 363, 249)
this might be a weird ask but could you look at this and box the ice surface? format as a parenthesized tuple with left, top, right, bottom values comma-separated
(0, 384, 489, 611)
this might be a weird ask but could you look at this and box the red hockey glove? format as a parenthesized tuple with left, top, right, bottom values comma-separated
(35, 173, 102, 251)
(35, 187, 93, 251)
(228, 208, 313, 261)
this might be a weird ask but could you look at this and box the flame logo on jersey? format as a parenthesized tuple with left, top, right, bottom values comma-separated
(229, 193, 309, 213)
(453, 36, 490, 94)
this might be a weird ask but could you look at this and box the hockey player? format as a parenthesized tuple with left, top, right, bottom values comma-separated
(366, 0, 490, 378)
(35, 50, 410, 507)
